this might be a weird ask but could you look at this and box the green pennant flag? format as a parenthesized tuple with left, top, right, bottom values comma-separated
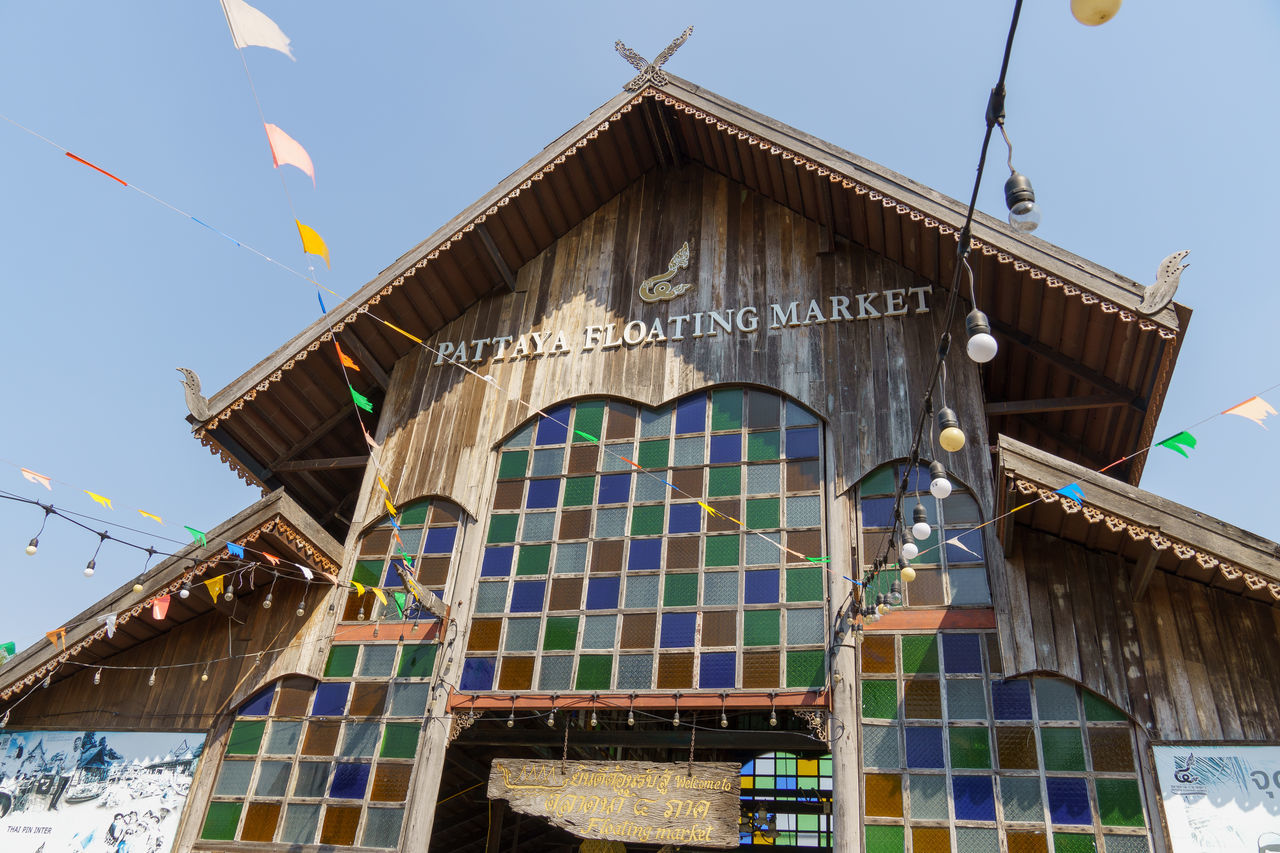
(392, 592, 406, 619)
(184, 526, 208, 547)
(0, 641, 15, 660)
(350, 386, 373, 413)
(806, 556, 831, 563)
(1157, 430, 1197, 458)
(574, 430, 598, 443)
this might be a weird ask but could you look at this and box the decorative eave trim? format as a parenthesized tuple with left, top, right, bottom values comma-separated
(1013, 478, 1280, 603)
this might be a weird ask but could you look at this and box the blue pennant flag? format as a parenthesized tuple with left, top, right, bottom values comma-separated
(1055, 483, 1085, 504)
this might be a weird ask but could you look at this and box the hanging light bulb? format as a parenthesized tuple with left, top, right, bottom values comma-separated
(201, 667, 209, 683)
(900, 538, 919, 561)
(889, 581, 904, 606)
(93, 668, 101, 685)
(296, 599, 306, 617)
(262, 592, 273, 610)
(25, 537, 39, 556)
(928, 461, 952, 500)
(853, 622, 865, 645)
(936, 408, 966, 452)
(590, 707, 599, 728)
(911, 503, 931, 541)
(25, 507, 52, 556)
(547, 707, 557, 727)
(147, 668, 156, 687)
(876, 593, 890, 616)
(901, 564, 917, 583)
(132, 582, 144, 593)
(721, 709, 729, 728)
(672, 709, 680, 728)
(769, 707, 778, 727)
(83, 559, 96, 578)
(1071, 0, 1121, 26)
(1004, 171, 1041, 233)
(357, 604, 366, 620)
(179, 582, 191, 600)
(507, 709, 515, 728)
(965, 310, 999, 364)
(1, 710, 9, 727)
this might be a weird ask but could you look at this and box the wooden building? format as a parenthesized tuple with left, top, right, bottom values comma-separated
(3, 70, 1278, 853)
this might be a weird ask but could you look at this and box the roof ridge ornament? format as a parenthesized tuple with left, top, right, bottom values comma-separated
(1136, 249, 1189, 316)
(614, 26, 693, 92)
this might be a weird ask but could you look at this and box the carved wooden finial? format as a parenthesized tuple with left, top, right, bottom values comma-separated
(1136, 250, 1189, 316)
(614, 26, 693, 92)
(177, 367, 211, 421)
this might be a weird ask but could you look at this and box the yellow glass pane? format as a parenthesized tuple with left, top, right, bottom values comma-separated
(911, 826, 951, 853)
(864, 773, 903, 817)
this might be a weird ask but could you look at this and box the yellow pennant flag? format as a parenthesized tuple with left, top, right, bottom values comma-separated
(204, 575, 225, 601)
(378, 476, 391, 494)
(138, 509, 163, 524)
(352, 581, 366, 597)
(84, 490, 113, 509)
(296, 220, 330, 268)
(697, 500, 722, 518)
(384, 498, 397, 517)
(371, 587, 388, 606)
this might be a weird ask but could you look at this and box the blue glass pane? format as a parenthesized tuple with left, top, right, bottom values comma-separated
(330, 763, 370, 799)
(382, 559, 404, 586)
(744, 569, 780, 604)
(598, 474, 632, 505)
(424, 527, 457, 554)
(786, 427, 820, 459)
(660, 612, 696, 648)
(536, 404, 571, 445)
(311, 683, 350, 717)
(860, 497, 896, 529)
(669, 503, 702, 534)
(628, 539, 662, 571)
(709, 434, 742, 464)
(700, 652, 736, 688)
(460, 657, 496, 691)
(905, 727, 945, 768)
(239, 684, 275, 716)
(945, 531, 985, 563)
(943, 634, 983, 674)
(896, 463, 931, 492)
(482, 547, 514, 577)
(510, 580, 546, 612)
(675, 395, 706, 434)
(586, 577, 621, 610)
(1046, 777, 1092, 825)
(526, 479, 561, 509)
(991, 680, 1033, 720)
(952, 775, 996, 821)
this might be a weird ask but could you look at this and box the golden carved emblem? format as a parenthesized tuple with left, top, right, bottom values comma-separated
(639, 242, 692, 303)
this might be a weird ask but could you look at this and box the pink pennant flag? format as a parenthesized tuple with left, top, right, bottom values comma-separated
(1223, 396, 1277, 429)
(221, 0, 295, 59)
(264, 123, 315, 184)
(151, 595, 171, 621)
(21, 468, 52, 491)
(363, 426, 380, 453)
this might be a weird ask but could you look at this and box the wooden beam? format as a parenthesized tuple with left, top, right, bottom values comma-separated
(266, 405, 357, 471)
(457, 727, 824, 752)
(484, 799, 506, 853)
(1018, 414, 1116, 471)
(651, 99, 684, 168)
(273, 455, 369, 472)
(639, 100, 671, 169)
(986, 395, 1129, 417)
(476, 222, 517, 292)
(1132, 550, 1159, 600)
(337, 332, 390, 389)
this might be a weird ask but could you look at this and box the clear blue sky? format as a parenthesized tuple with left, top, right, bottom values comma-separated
(2, 1, 1277, 653)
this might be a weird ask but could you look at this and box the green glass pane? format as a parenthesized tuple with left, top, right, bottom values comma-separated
(1053, 833, 1097, 853)
(901, 635, 939, 674)
(865, 824, 904, 853)
(1042, 728, 1087, 771)
(630, 505, 664, 536)
(705, 535, 740, 567)
(1096, 779, 1145, 827)
(516, 544, 551, 575)
(352, 560, 382, 587)
(786, 649, 825, 688)
(573, 401, 605, 442)
(380, 722, 419, 758)
(711, 389, 744, 430)
(949, 728, 991, 769)
(487, 514, 518, 544)
(707, 466, 741, 497)
(746, 430, 780, 462)
(563, 477, 595, 507)
(860, 465, 897, 497)
(637, 439, 669, 468)
(226, 720, 266, 755)
(498, 450, 529, 479)
(862, 680, 898, 719)
(786, 567, 823, 602)
(399, 502, 429, 526)
(663, 573, 698, 607)
(743, 610, 780, 646)
(543, 616, 579, 650)
(201, 802, 243, 841)
(745, 498, 780, 529)
(575, 655, 612, 690)
(1084, 691, 1128, 722)
(398, 643, 438, 678)
(325, 645, 358, 677)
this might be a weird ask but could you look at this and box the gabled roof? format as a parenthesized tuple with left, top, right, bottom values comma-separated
(190, 76, 1188, 534)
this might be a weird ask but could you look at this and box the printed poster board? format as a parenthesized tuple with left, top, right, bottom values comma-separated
(1152, 743, 1280, 852)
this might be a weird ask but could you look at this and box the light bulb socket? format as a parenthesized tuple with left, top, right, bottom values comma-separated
(1005, 172, 1035, 211)
(25, 537, 38, 555)
(965, 308, 992, 339)
(913, 503, 928, 526)
(179, 583, 191, 599)
(889, 581, 903, 605)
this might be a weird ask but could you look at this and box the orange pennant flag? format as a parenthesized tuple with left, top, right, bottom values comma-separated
(45, 628, 66, 650)
(204, 575, 225, 601)
(262, 552, 281, 566)
(264, 123, 315, 184)
(334, 342, 359, 370)
(138, 509, 163, 524)
(296, 220, 330, 268)
(84, 490, 113, 509)
(1223, 395, 1277, 429)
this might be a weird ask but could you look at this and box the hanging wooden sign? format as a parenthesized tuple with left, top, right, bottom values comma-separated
(487, 759, 742, 848)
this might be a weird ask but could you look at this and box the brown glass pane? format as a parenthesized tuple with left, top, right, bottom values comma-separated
(787, 459, 820, 492)
(415, 557, 450, 588)
(621, 613, 656, 648)
(667, 537, 700, 570)
(785, 530, 822, 562)
(742, 650, 779, 688)
(911, 826, 951, 853)
(319, 805, 362, 846)
(359, 529, 392, 557)
(591, 540, 623, 573)
(1006, 831, 1048, 853)
(702, 611, 737, 646)
(986, 633, 1003, 674)
(706, 500, 741, 533)
(430, 502, 462, 524)
(1089, 727, 1135, 772)
(656, 653, 694, 689)
(302, 720, 341, 756)
(908, 569, 946, 607)
(605, 403, 637, 439)
(550, 577, 583, 611)
(240, 802, 281, 842)
(903, 679, 942, 719)
(342, 594, 364, 621)
(559, 510, 591, 540)
(275, 677, 315, 717)
(468, 620, 502, 652)
(371, 764, 413, 801)
(996, 726, 1039, 770)
(350, 683, 387, 717)
(670, 467, 704, 497)
(862, 531, 892, 563)
(498, 657, 534, 690)
(861, 634, 896, 674)
(863, 773, 903, 817)
(567, 444, 600, 474)
(493, 481, 524, 511)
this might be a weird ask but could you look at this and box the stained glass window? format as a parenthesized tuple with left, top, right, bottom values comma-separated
(466, 389, 828, 692)
(739, 751, 834, 846)
(345, 497, 464, 622)
(860, 630, 1151, 851)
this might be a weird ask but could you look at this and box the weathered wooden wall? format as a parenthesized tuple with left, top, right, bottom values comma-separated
(1002, 527, 1280, 741)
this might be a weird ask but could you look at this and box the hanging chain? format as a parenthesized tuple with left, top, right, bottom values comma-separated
(561, 712, 570, 773)
(687, 716, 696, 777)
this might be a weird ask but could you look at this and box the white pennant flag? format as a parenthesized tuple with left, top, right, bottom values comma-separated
(297, 564, 314, 581)
(221, 0, 295, 60)
(103, 613, 117, 639)
(945, 535, 981, 559)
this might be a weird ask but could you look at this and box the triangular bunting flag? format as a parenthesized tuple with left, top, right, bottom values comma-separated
(296, 220, 330, 268)
(137, 509, 163, 524)
(297, 564, 314, 581)
(574, 430, 598, 442)
(350, 385, 373, 413)
(226, 543, 245, 559)
(151, 595, 171, 621)
(1156, 431, 1198, 458)
(21, 468, 52, 491)
(352, 581, 366, 597)
(0, 640, 14, 659)
(184, 526, 208, 547)
(362, 426, 380, 452)
(84, 490, 113, 509)
(263, 123, 314, 183)
(262, 552, 280, 566)
(204, 575, 225, 602)
(221, 0, 295, 59)
(103, 613, 117, 639)
(384, 499, 397, 517)
(317, 291, 327, 314)
(371, 587, 388, 606)
(1223, 396, 1277, 429)
(45, 629, 66, 650)
(391, 592, 406, 618)
(945, 535, 981, 558)
(1055, 483, 1085, 505)
(377, 475, 391, 494)
(334, 342, 359, 370)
